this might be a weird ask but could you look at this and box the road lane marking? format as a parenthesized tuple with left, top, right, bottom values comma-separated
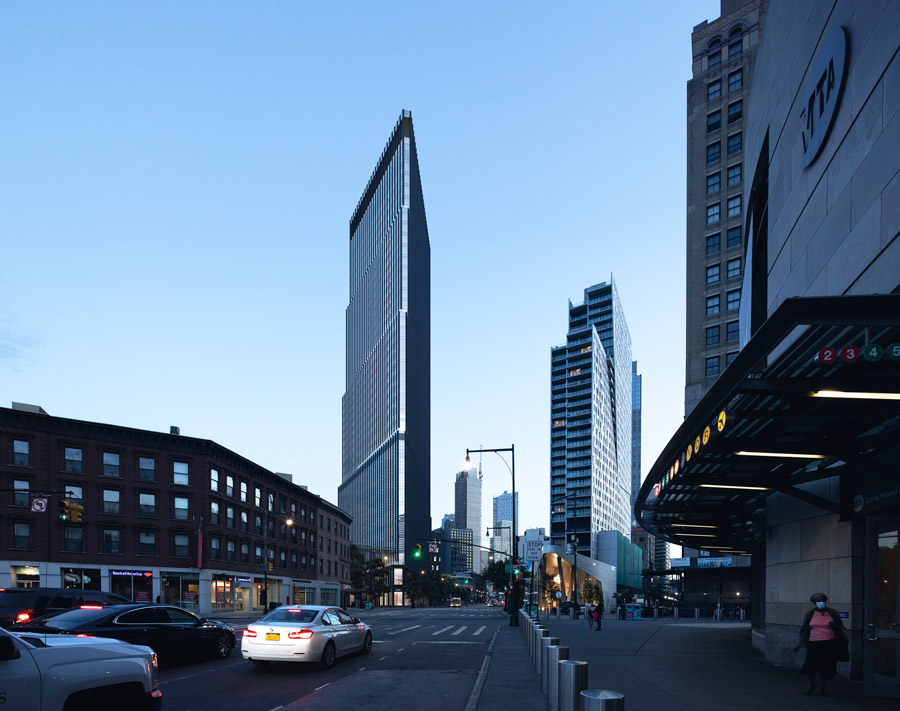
(397, 648, 405, 652)
(379, 656, 388, 660)
(451, 626, 468, 636)
(389, 624, 421, 635)
(473, 626, 486, 636)
(314, 683, 331, 691)
(411, 641, 484, 645)
(159, 661, 245, 684)
(432, 625, 454, 635)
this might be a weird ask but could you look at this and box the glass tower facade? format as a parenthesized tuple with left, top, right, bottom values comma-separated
(339, 111, 431, 567)
(550, 279, 632, 556)
(631, 360, 642, 525)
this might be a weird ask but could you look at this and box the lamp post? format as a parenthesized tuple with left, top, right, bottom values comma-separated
(466, 445, 517, 626)
(261, 512, 293, 611)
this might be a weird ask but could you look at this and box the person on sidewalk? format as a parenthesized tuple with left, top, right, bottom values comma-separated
(594, 605, 602, 631)
(586, 604, 594, 632)
(792, 592, 846, 696)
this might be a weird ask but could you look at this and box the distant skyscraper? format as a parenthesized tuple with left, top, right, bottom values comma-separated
(631, 361, 642, 524)
(455, 466, 482, 565)
(339, 110, 431, 567)
(550, 278, 633, 557)
(493, 491, 518, 534)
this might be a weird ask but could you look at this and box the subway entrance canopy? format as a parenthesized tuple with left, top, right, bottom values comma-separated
(636, 294, 900, 554)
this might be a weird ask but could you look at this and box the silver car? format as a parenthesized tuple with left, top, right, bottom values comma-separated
(241, 605, 372, 669)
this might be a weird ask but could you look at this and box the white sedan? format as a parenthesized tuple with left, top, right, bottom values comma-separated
(241, 605, 372, 669)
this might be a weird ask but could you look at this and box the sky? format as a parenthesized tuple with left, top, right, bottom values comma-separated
(1, 1, 721, 546)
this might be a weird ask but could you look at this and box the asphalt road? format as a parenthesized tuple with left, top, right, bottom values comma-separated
(158, 605, 506, 711)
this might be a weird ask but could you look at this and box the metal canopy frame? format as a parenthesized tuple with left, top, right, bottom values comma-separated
(636, 294, 900, 554)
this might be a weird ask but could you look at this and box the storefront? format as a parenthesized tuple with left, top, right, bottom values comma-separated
(10, 565, 40, 588)
(110, 569, 154, 602)
(161, 571, 200, 609)
(61, 567, 101, 591)
(292, 581, 316, 605)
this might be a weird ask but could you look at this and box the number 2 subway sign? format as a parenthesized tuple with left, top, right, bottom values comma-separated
(653, 410, 729, 499)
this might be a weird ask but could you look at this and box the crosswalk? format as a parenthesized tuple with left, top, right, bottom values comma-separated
(376, 622, 491, 638)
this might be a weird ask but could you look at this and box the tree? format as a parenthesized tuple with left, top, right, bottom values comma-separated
(349, 545, 369, 601)
(542, 576, 560, 607)
(481, 559, 510, 590)
(581, 580, 602, 605)
(612, 588, 637, 607)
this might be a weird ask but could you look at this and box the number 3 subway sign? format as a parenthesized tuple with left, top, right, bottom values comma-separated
(817, 343, 900, 364)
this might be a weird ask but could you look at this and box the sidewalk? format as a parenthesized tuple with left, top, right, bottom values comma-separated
(473, 613, 900, 711)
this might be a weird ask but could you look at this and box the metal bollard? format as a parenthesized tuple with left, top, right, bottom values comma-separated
(538, 634, 557, 675)
(653, 607, 658, 620)
(559, 660, 589, 711)
(541, 637, 559, 692)
(580, 689, 625, 710)
(534, 628, 549, 666)
(695, 608, 699, 621)
(547, 646, 569, 711)
(674, 607, 679, 620)
(531, 624, 544, 659)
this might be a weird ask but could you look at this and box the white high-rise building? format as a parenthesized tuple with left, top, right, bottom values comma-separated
(455, 466, 483, 571)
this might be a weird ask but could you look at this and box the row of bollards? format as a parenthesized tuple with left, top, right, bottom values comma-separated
(520, 608, 624, 711)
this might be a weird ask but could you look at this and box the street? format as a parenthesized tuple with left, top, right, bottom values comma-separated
(158, 605, 505, 711)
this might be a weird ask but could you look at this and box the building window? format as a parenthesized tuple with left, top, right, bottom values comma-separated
(706, 295, 720, 316)
(102, 529, 120, 554)
(291, 552, 297, 570)
(310, 511, 315, 526)
(255, 487, 261, 507)
(103, 489, 120, 515)
(64, 527, 83, 552)
(727, 132, 742, 155)
(708, 50, 721, 71)
(173, 534, 190, 557)
(13, 479, 30, 507)
(226, 476, 234, 498)
(173, 462, 189, 486)
(706, 173, 720, 195)
(727, 226, 742, 247)
(210, 469, 219, 491)
(706, 234, 721, 255)
(729, 39, 743, 58)
(706, 204, 720, 224)
(174, 496, 189, 521)
(138, 457, 155, 482)
(267, 519, 275, 540)
(301, 529, 307, 546)
(727, 258, 742, 279)
(726, 351, 739, 367)
(707, 80, 721, 101)
(211, 537, 221, 560)
(727, 289, 741, 310)
(280, 550, 286, 568)
(279, 497, 286, 514)
(210, 501, 220, 525)
(705, 356, 721, 376)
(241, 543, 250, 564)
(727, 195, 741, 218)
(255, 545, 263, 564)
(13, 522, 31, 549)
(241, 511, 249, 532)
(707, 142, 721, 163)
(727, 164, 742, 186)
(728, 69, 743, 92)
(728, 101, 743, 123)
(255, 514, 262, 535)
(706, 265, 720, 285)
(240, 481, 248, 503)
(726, 320, 740, 342)
(65, 447, 83, 473)
(706, 325, 720, 347)
(301, 554, 307, 571)
(291, 503, 297, 520)
(268, 493, 274, 512)
(13, 440, 29, 467)
(139, 531, 156, 556)
(65, 485, 83, 505)
(227, 540, 236, 563)
(226, 506, 235, 529)
(707, 110, 721, 133)
(139, 493, 156, 518)
(102, 452, 120, 477)
(301, 506, 307, 522)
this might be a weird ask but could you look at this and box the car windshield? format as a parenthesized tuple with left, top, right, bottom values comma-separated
(259, 608, 318, 624)
(0, 590, 37, 611)
(28, 606, 112, 630)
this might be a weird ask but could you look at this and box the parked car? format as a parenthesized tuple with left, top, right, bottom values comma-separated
(241, 605, 372, 669)
(0, 587, 130, 628)
(13, 603, 235, 662)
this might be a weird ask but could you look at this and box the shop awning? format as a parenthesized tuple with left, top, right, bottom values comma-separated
(636, 294, 900, 554)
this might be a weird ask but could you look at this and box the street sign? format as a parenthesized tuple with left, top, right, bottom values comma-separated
(428, 542, 439, 554)
(555, 591, 562, 599)
(31, 498, 47, 513)
(524, 540, 543, 562)
(505, 564, 513, 573)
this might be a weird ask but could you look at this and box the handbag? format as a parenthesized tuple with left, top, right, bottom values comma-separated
(832, 636, 850, 662)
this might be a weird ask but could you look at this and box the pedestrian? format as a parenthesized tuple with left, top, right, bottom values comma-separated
(792, 592, 846, 696)
(586, 605, 594, 632)
(594, 604, 601, 631)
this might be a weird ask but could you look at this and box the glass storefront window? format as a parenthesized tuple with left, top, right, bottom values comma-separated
(320, 588, 338, 606)
(110, 570, 153, 602)
(12, 565, 40, 587)
(62, 567, 100, 590)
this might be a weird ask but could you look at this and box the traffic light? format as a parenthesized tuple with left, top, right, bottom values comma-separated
(413, 544, 422, 559)
(512, 566, 522, 579)
(69, 502, 84, 523)
(58, 499, 70, 521)
(267, 562, 274, 572)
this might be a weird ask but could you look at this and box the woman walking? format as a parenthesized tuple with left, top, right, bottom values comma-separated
(586, 604, 594, 632)
(793, 593, 846, 696)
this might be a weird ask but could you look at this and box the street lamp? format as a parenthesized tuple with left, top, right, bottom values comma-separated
(466, 445, 518, 626)
(261, 512, 293, 611)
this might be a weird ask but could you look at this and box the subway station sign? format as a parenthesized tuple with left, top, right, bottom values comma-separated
(800, 26, 848, 168)
(653, 410, 729, 498)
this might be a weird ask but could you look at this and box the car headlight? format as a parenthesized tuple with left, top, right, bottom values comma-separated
(151, 652, 159, 690)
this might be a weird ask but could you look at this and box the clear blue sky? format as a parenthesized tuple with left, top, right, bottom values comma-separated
(1, 1, 719, 543)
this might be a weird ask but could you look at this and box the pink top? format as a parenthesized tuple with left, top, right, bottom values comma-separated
(809, 610, 835, 642)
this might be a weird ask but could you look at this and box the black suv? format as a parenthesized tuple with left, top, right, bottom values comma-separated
(0, 587, 130, 627)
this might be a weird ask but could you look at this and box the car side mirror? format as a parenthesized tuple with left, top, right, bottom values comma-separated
(0, 636, 21, 661)
(352, 617, 360, 624)
(197, 617, 208, 624)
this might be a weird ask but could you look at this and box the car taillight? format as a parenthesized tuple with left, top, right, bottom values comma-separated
(16, 612, 31, 623)
(150, 653, 159, 690)
(242, 629, 257, 638)
(288, 630, 313, 640)
(80, 605, 103, 609)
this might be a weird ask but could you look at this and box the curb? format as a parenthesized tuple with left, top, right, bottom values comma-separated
(465, 626, 501, 711)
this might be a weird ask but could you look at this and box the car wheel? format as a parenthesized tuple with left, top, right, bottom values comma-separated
(361, 631, 372, 654)
(319, 641, 336, 669)
(251, 659, 270, 668)
(214, 633, 233, 659)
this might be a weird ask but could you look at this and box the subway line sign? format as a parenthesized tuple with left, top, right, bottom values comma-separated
(653, 410, 728, 498)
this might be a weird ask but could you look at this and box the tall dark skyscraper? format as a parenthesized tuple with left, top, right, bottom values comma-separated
(339, 111, 431, 572)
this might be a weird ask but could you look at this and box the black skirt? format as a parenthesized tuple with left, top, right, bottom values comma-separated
(801, 640, 837, 678)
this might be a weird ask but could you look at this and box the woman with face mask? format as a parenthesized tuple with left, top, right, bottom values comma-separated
(792, 593, 846, 696)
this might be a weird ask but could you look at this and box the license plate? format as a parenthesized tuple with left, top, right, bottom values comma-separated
(265, 633, 280, 641)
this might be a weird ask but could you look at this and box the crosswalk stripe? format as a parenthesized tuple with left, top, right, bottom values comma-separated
(451, 626, 467, 636)
(432, 625, 454, 636)
(473, 626, 486, 636)
(389, 625, 421, 636)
